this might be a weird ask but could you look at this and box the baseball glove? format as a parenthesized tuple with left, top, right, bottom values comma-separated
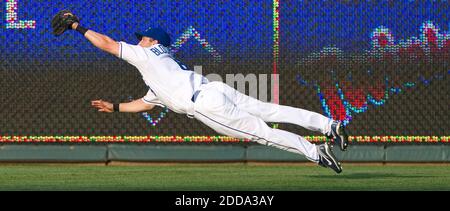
(51, 10, 80, 36)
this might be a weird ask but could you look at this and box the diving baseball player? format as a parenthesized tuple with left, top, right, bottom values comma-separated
(51, 10, 349, 173)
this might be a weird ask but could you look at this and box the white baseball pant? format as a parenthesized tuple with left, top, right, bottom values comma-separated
(192, 81, 333, 162)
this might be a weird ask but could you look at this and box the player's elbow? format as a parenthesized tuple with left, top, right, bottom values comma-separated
(142, 103, 155, 112)
(100, 40, 120, 56)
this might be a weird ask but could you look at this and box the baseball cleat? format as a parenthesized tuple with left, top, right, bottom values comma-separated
(317, 142, 342, 174)
(329, 121, 349, 151)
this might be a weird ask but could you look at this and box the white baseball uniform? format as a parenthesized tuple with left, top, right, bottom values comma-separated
(118, 42, 333, 162)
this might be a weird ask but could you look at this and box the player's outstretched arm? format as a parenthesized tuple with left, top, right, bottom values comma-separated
(51, 10, 119, 56)
(71, 22, 120, 57)
(91, 99, 154, 113)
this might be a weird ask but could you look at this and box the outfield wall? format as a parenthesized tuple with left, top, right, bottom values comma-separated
(1, 143, 450, 163)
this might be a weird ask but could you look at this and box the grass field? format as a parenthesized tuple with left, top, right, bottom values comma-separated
(1, 163, 450, 191)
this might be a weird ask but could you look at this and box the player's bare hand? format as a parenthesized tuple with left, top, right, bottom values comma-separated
(91, 100, 113, 113)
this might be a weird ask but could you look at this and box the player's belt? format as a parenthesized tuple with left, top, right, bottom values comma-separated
(191, 90, 201, 102)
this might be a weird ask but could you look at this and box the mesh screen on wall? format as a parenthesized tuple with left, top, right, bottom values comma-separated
(0, 0, 448, 139)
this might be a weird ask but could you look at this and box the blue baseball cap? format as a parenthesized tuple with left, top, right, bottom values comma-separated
(135, 27, 171, 47)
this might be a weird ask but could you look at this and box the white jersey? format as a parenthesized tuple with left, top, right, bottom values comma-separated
(118, 42, 208, 114)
